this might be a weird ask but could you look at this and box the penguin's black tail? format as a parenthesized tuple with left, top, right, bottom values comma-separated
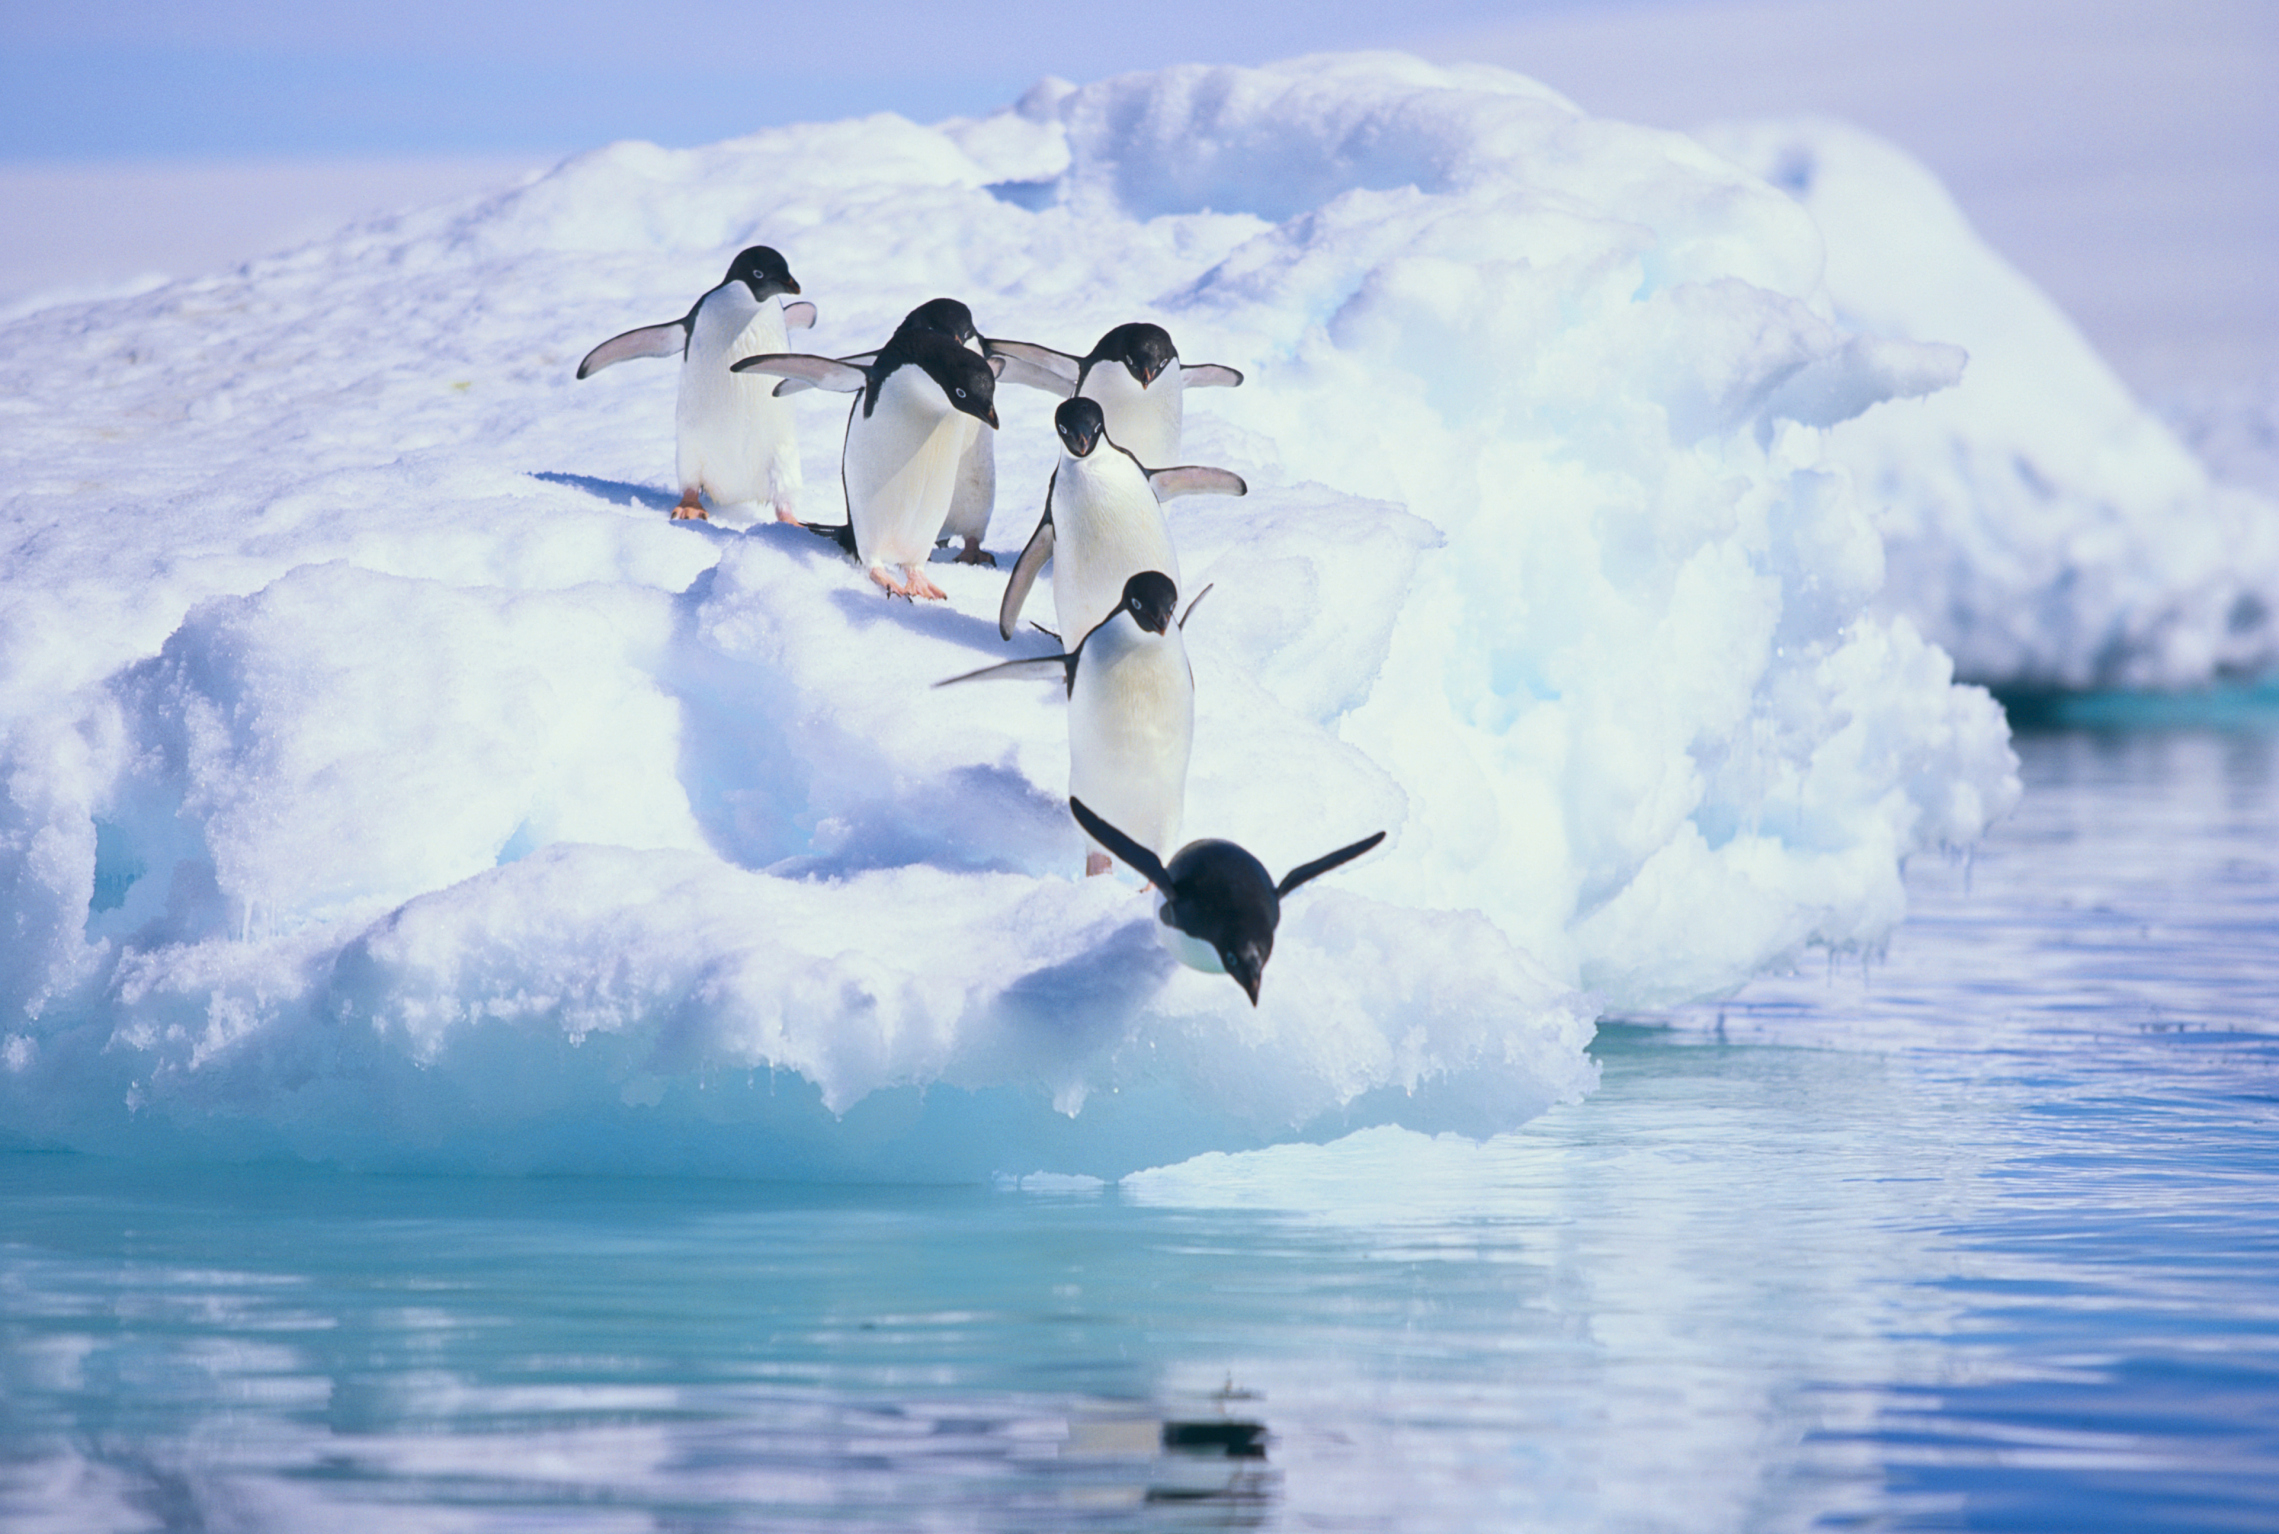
(800, 521, 859, 558)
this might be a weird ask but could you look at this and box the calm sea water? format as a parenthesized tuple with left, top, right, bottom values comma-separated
(3, 726, 2275, 1532)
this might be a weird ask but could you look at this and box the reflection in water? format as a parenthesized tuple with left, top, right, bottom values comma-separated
(1, 729, 2276, 1530)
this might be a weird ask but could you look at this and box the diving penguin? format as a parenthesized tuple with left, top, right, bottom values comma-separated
(575, 245, 815, 523)
(1070, 797, 1386, 1006)
(938, 571, 1196, 876)
(998, 396, 1246, 643)
(985, 321, 1243, 469)
(733, 330, 1001, 600)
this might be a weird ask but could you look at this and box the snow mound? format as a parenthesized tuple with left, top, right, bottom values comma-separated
(0, 54, 2014, 1178)
(1698, 118, 2279, 690)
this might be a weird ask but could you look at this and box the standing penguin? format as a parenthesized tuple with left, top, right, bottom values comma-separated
(576, 246, 815, 523)
(1070, 797, 1386, 1006)
(998, 396, 1246, 643)
(733, 331, 1001, 600)
(986, 322, 1243, 469)
(939, 571, 1195, 876)
(770, 298, 1007, 564)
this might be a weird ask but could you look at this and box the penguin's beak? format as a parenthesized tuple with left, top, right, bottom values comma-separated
(985, 406, 1000, 429)
(1056, 420, 1099, 457)
(783, 276, 802, 295)
(1227, 944, 1266, 1007)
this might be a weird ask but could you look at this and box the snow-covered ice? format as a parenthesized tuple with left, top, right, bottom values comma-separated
(0, 54, 2019, 1178)
(1701, 118, 2279, 689)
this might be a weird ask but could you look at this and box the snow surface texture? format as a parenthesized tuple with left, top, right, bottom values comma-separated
(1699, 119, 2279, 691)
(0, 54, 2016, 1179)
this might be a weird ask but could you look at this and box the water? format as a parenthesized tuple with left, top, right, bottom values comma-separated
(3, 727, 2275, 1531)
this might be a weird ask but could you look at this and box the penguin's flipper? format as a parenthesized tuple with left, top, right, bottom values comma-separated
(731, 353, 869, 391)
(1146, 466, 1249, 501)
(984, 339, 1081, 397)
(933, 653, 1076, 691)
(1275, 831, 1388, 897)
(1069, 798, 1173, 888)
(998, 516, 1056, 640)
(993, 354, 1077, 397)
(771, 349, 878, 396)
(1182, 363, 1245, 388)
(782, 300, 818, 330)
(576, 320, 688, 379)
(1178, 583, 1215, 630)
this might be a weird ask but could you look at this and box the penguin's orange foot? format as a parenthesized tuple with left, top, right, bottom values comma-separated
(867, 565, 912, 599)
(953, 538, 996, 567)
(672, 490, 709, 522)
(772, 499, 800, 524)
(906, 567, 948, 600)
(1086, 852, 1113, 877)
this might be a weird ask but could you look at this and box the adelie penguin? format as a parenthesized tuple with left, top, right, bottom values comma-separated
(938, 571, 1197, 876)
(733, 330, 1002, 600)
(999, 397, 1247, 644)
(1070, 797, 1386, 1007)
(986, 322, 1243, 469)
(575, 246, 815, 524)
(769, 298, 1023, 566)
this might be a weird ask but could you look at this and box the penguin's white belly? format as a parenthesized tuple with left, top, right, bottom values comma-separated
(1068, 633, 1192, 864)
(1052, 457, 1180, 644)
(678, 300, 799, 513)
(1081, 364, 1182, 469)
(1155, 898, 1225, 973)
(938, 416, 994, 543)
(845, 371, 964, 567)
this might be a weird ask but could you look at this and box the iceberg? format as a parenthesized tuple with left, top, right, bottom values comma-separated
(0, 55, 2015, 1178)
(1699, 118, 2279, 690)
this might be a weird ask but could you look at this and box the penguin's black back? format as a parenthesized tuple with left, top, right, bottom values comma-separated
(893, 297, 978, 346)
(1161, 839, 1279, 948)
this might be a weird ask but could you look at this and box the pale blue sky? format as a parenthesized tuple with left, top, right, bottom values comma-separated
(0, 0, 1591, 158)
(2, 0, 2270, 394)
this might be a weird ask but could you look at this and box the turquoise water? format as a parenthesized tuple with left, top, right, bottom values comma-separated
(3, 728, 2276, 1531)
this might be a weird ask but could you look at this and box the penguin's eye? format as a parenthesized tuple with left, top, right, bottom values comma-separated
(955, 387, 967, 398)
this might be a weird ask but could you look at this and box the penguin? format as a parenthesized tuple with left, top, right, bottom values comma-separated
(1069, 797, 1386, 1006)
(769, 298, 1006, 565)
(576, 246, 815, 523)
(985, 322, 1244, 469)
(998, 396, 1247, 643)
(732, 330, 1002, 600)
(938, 571, 1195, 876)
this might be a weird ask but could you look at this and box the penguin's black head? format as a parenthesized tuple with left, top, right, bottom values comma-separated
(896, 297, 979, 349)
(908, 331, 1001, 428)
(1222, 938, 1271, 1007)
(1093, 322, 1177, 388)
(1055, 397, 1107, 458)
(728, 246, 800, 300)
(1159, 839, 1281, 1007)
(1118, 570, 1179, 636)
